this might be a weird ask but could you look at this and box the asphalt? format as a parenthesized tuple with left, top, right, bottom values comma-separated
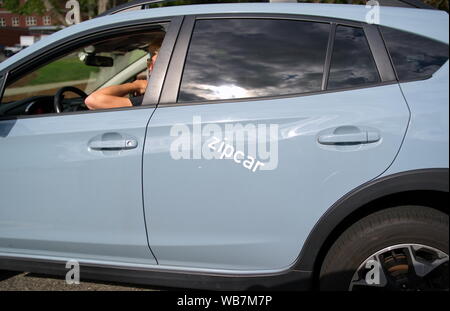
(0, 270, 160, 291)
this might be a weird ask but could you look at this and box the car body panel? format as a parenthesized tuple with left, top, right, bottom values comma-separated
(143, 83, 410, 270)
(381, 62, 449, 177)
(0, 108, 157, 264)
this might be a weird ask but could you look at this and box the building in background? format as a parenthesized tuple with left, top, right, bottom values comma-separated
(0, 0, 61, 48)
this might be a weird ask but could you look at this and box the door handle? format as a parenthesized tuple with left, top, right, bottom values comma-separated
(89, 139, 138, 150)
(318, 126, 380, 145)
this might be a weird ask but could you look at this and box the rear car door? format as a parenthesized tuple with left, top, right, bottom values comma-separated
(142, 15, 410, 270)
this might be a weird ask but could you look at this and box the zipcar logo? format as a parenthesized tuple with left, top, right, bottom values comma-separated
(170, 116, 279, 172)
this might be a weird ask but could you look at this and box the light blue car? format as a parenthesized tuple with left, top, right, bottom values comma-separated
(0, 0, 448, 291)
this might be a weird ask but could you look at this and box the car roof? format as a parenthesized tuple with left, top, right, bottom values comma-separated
(99, 0, 436, 16)
(1, 3, 448, 71)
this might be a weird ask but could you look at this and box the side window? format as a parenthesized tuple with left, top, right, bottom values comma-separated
(0, 27, 167, 117)
(3, 53, 103, 103)
(380, 26, 449, 81)
(178, 19, 330, 102)
(327, 25, 380, 90)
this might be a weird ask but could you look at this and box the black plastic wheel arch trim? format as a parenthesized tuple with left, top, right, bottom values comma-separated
(293, 168, 449, 271)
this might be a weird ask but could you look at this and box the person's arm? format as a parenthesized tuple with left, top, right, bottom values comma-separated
(84, 80, 148, 110)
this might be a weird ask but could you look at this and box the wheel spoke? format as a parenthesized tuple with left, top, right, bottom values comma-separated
(349, 244, 449, 291)
(407, 245, 449, 278)
(349, 255, 388, 290)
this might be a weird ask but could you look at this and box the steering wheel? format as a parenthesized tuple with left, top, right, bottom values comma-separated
(54, 86, 88, 113)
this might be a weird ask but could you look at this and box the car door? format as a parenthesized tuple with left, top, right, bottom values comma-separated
(0, 16, 181, 265)
(142, 15, 410, 271)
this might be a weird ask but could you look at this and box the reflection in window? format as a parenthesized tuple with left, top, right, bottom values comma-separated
(380, 26, 449, 81)
(327, 26, 379, 90)
(178, 19, 330, 102)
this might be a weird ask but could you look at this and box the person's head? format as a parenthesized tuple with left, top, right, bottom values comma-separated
(147, 35, 164, 72)
(146, 50, 159, 72)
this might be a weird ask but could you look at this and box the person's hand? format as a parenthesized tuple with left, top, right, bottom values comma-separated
(131, 79, 148, 96)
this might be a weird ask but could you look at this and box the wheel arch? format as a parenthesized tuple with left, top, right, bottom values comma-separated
(293, 168, 449, 284)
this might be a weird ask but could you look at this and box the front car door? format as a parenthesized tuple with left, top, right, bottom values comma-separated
(0, 14, 181, 265)
(142, 14, 410, 271)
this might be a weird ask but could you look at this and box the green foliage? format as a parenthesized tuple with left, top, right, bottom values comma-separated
(28, 56, 99, 86)
(4, 0, 45, 15)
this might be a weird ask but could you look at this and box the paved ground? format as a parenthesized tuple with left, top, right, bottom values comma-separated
(0, 270, 160, 291)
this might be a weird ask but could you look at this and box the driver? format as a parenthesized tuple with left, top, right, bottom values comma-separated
(84, 38, 162, 110)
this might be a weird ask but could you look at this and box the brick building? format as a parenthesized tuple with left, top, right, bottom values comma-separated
(0, 0, 53, 28)
(0, 0, 56, 47)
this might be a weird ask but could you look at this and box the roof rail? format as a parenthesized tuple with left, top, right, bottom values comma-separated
(98, 0, 436, 17)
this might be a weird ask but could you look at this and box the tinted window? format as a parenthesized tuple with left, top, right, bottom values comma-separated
(327, 26, 380, 90)
(178, 19, 330, 102)
(380, 26, 449, 81)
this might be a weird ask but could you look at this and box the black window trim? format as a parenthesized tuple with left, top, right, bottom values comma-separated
(363, 24, 396, 82)
(0, 15, 184, 122)
(159, 13, 398, 107)
(0, 72, 7, 106)
(322, 22, 336, 91)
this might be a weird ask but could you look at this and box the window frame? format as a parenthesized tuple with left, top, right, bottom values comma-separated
(0, 16, 184, 121)
(43, 16, 51, 26)
(12, 17, 19, 27)
(159, 13, 396, 107)
(25, 16, 37, 26)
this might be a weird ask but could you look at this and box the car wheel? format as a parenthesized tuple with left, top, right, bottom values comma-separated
(319, 205, 449, 291)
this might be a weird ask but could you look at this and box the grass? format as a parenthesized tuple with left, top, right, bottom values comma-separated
(28, 56, 99, 86)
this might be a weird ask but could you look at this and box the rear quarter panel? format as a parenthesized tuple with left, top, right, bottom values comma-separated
(382, 61, 449, 176)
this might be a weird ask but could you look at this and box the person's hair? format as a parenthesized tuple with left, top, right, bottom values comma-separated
(148, 34, 164, 55)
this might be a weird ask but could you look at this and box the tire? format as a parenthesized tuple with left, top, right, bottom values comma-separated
(319, 206, 449, 291)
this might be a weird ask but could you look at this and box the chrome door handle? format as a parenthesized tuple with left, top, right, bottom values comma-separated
(89, 139, 138, 150)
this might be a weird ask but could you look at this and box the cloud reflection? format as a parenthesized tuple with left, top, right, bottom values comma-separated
(179, 19, 330, 102)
